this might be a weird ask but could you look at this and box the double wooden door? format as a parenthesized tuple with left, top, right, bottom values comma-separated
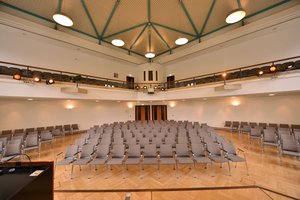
(135, 105, 167, 121)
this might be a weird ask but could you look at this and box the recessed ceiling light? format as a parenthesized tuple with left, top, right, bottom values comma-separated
(112, 39, 125, 47)
(203, 98, 207, 100)
(117, 101, 121, 103)
(175, 37, 188, 45)
(53, 13, 73, 27)
(231, 96, 236, 99)
(27, 98, 33, 101)
(95, 100, 99, 103)
(225, 8, 246, 24)
(145, 52, 155, 59)
(268, 93, 275, 96)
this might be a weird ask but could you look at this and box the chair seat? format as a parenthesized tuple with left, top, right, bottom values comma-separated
(142, 157, 158, 164)
(57, 158, 75, 165)
(282, 150, 300, 157)
(107, 158, 124, 165)
(73, 158, 91, 165)
(90, 158, 107, 165)
(210, 156, 228, 163)
(227, 155, 245, 162)
(125, 158, 141, 165)
(194, 157, 211, 164)
(177, 157, 194, 164)
(159, 157, 176, 164)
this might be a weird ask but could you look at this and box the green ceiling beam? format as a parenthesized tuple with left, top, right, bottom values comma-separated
(148, 0, 151, 22)
(179, 0, 198, 36)
(57, 0, 62, 12)
(100, 0, 120, 39)
(148, 25, 152, 51)
(103, 22, 147, 39)
(130, 24, 148, 50)
(152, 22, 196, 37)
(151, 24, 171, 50)
(244, 0, 290, 19)
(81, 0, 100, 39)
(237, 0, 242, 8)
(199, 0, 216, 37)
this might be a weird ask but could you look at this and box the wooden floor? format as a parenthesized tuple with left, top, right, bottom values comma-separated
(24, 130, 300, 200)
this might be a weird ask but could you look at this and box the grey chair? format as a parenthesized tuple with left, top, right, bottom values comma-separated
(106, 144, 126, 178)
(158, 144, 176, 177)
(55, 144, 79, 177)
(71, 144, 95, 178)
(89, 144, 110, 177)
(206, 142, 231, 176)
(75, 138, 87, 150)
(40, 131, 53, 143)
(139, 137, 150, 149)
(279, 138, 300, 160)
(164, 137, 176, 148)
(262, 129, 279, 152)
(191, 143, 212, 173)
(175, 144, 194, 178)
(113, 137, 124, 145)
(152, 137, 162, 148)
(0, 142, 22, 163)
(52, 129, 64, 137)
(23, 134, 40, 153)
(190, 136, 202, 144)
(124, 144, 142, 178)
(221, 141, 248, 175)
(177, 136, 189, 144)
(249, 128, 262, 144)
(141, 144, 159, 176)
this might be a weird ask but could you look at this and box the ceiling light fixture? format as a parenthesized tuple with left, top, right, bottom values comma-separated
(270, 65, 277, 72)
(175, 37, 188, 45)
(226, 8, 246, 24)
(145, 52, 155, 59)
(13, 73, 22, 80)
(258, 70, 264, 76)
(53, 13, 73, 27)
(222, 72, 227, 78)
(268, 93, 275, 96)
(112, 39, 125, 47)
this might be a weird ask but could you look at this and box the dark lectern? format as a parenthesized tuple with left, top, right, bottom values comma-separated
(0, 161, 53, 200)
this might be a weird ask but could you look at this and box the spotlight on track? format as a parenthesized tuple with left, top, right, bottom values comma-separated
(257, 69, 264, 76)
(46, 78, 55, 85)
(32, 72, 41, 82)
(13, 69, 22, 80)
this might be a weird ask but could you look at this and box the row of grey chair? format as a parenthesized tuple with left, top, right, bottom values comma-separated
(56, 141, 248, 179)
(225, 121, 300, 133)
(0, 124, 80, 139)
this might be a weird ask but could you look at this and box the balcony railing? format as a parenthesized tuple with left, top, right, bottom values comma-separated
(0, 55, 299, 92)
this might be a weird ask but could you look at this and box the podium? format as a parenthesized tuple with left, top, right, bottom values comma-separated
(0, 162, 53, 200)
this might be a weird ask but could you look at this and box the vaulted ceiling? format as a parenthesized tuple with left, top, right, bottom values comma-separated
(0, 0, 297, 59)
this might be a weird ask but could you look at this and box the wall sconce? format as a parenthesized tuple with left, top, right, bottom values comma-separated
(66, 104, 74, 110)
(127, 103, 133, 108)
(231, 100, 240, 106)
(170, 102, 176, 108)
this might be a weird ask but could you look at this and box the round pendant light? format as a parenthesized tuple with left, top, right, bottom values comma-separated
(145, 52, 155, 59)
(112, 39, 125, 47)
(53, 13, 73, 27)
(175, 37, 188, 45)
(225, 8, 246, 24)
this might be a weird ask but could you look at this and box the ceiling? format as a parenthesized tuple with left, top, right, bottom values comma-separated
(0, 0, 297, 60)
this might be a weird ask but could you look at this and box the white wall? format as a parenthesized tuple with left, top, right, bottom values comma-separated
(164, 17, 300, 80)
(0, 24, 138, 82)
(1, 94, 299, 131)
(168, 94, 300, 127)
(0, 99, 135, 131)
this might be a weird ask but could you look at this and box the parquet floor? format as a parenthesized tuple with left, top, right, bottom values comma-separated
(23, 130, 300, 200)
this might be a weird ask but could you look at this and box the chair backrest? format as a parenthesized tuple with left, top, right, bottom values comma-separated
(25, 134, 38, 147)
(263, 130, 277, 142)
(282, 139, 299, 152)
(113, 137, 124, 144)
(159, 144, 173, 157)
(144, 144, 157, 157)
(111, 144, 125, 158)
(178, 136, 188, 144)
(250, 128, 261, 136)
(0, 141, 3, 152)
(176, 144, 189, 157)
(80, 144, 94, 158)
(190, 136, 202, 144)
(224, 121, 231, 127)
(14, 129, 24, 134)
(72, 124, 79, 130)
(127, 144, 141, 158)
(65, 145, 79, 159)
(64, 125, 71, 131)
(4, 143, 21, 157)
(207, 143, 221, 156)
(96, 144, 110, 158)
(0, 137, 8, 147)
(100, 136, 111, 145)
(221, 141, 236, 155)
(75, 138, 86, 147)
(41, 132, 52, 140)
(191, 143, 206, 157)
(165, 137, 175, 144)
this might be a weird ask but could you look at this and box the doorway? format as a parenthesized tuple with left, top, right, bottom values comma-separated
(152, 105, 167, 120)
(135, 105, 151, 121)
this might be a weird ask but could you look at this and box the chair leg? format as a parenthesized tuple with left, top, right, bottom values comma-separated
(71, 164, 74, 179)
(157, 162, 160, 179)
(245, 160, 249, 176)
(176, 161, 179, 179)
(227, 162, 231, 176)
(193, 161, 197, 178)
(211, 162, 214, 177)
